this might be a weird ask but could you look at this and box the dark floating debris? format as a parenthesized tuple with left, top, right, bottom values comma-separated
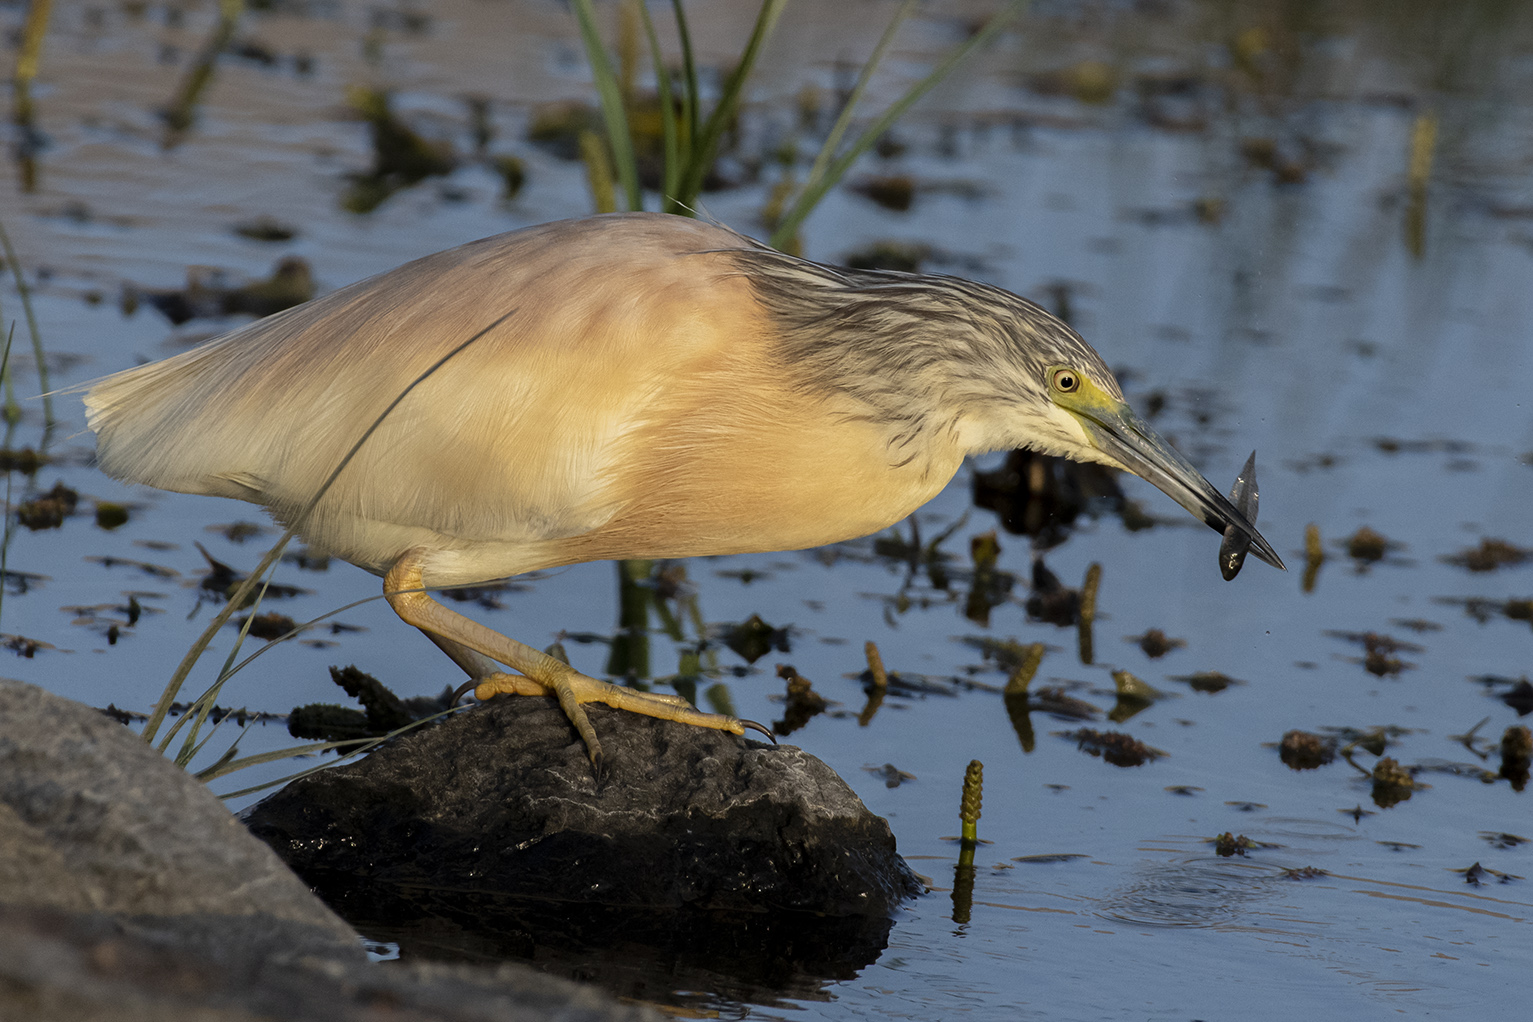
(1108, 669, 1165, 723)
(138, 256, 315, 325)
(964, 530, 1015, 627)
(1343, 525, 1396, 565)
(1025, 557, 1079, 626)
(1128, 627, 1185, 658)
(234, 611, 297, 641)
(97, 703, 148, 724)
(1279, 729, 1337, 770)
(1325, 630, 1422, 677)
(1502, 725, 1531, 791)
(1480, 831, 1528, 850)
(2, 633, 54, 657)
(1213, 832, 1257, 857)
(232, 215, 297, 242)
(864, 763, 915, 789)
(1457, 862, 1522, 887)
(0, 446, 47, 474)
(1443, 537, 1532, 572)
(15, 481, 78, 530)
(850, 174, 915, 211)
(1170, 670, 1244, 693)
(1026, 687, 1098, 721)
(972, 447, 1127, 550)
(773, 664, 827, 737)
(842, 240, 930, 273)
(288, 665, 454, 745)
(1439, 597, 1533, 634)
(342, 87, 458, 214)
(1218, 451, 1259, 581)
(1370, 756, 1424, 809)
(1327, 724, 1410, 757)
(722, 613, 790, 664)
(209, 520, 271, 544)
(194, 543, 307, 603)
(1057, 727, 1165, 767)
(94, 501, 130, 529)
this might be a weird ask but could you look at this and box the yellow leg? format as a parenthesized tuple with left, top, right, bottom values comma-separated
(384, 549, 767, 765)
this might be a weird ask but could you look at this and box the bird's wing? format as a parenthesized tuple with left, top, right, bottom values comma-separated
(85, 214, 762, 557)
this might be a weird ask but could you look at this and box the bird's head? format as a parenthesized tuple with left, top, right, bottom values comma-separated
(1016, 355, 1284, 572)
(733, 244, 1284, 573)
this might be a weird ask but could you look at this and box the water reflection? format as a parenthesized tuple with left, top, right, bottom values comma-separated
(337, 885, 893, 1014)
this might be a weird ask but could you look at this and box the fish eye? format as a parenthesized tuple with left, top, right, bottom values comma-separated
(1051, 368, 1080, 393)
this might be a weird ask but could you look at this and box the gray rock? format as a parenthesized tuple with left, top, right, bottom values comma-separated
(0, 679, 358, 949)
(0, 681, 658, 1022)
(245, 696, 922, 916)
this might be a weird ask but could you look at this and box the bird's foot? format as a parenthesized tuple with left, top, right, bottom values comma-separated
(473, 668, 772, 764)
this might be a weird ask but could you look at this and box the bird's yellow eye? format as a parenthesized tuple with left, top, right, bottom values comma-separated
(1051, 368, 1081, 393)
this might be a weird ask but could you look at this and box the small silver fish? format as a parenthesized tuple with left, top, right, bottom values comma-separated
(1219, 451, 1259, 581)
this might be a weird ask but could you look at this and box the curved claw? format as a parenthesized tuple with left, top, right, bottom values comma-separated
(450, 678, 480, 706)
(740, 718, 777, 744)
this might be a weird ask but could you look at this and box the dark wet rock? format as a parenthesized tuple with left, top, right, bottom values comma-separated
(245, 696, 921, 917)
(0, 680, 666, 1022)
(0, 681, 359, 936)
(1279, 729, 1336, 770)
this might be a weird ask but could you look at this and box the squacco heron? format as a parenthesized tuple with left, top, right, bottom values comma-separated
(86, 212, 1282, 765)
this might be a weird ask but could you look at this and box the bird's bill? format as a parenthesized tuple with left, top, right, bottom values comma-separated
(1062, 392, 1286, 571)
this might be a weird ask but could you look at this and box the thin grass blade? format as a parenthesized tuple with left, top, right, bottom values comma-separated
(0, 221, 53, 428)
(801, 0, 916, 200)
(571, 0, 643, 211)
(676, 0, 787, 207)
(771, 0, 1027, 248)
(637, 2, 680, 209)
